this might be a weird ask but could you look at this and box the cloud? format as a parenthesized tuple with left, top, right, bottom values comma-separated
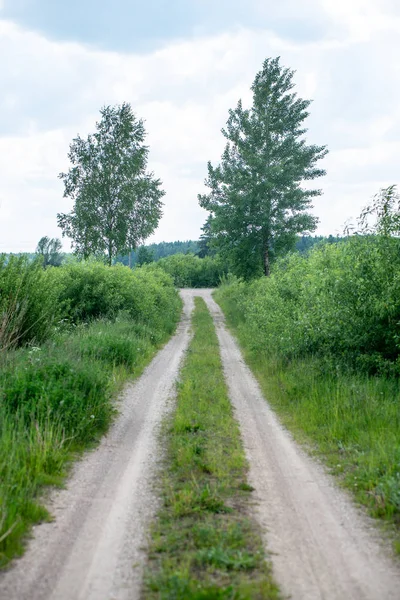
(0, 0, 399, 251)
(1, 0, 331, 52)
(321, 0, 400, 41)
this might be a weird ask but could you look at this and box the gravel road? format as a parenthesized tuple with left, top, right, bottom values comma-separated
(196, 288, 400, 600)
(1, 288, 399, 600)
(0, 292, 194, 600)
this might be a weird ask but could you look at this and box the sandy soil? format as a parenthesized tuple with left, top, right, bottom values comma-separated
(197, 288, 400, 600)
(0, 293, 194, 600)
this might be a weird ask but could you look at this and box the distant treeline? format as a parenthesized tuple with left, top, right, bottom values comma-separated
(4, 236, 345, 267)
(115, 241, 200, 266)
(295, 235, 344, 253)
(116, 235, 345, 266)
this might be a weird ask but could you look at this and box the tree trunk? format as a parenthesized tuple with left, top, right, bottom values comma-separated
(128, 251, 132, 269)
(263, 246, 270, 277)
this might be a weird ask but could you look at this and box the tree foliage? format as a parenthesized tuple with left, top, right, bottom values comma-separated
(136, 245, 155, 266)
(197, 216, 214, 258)
(115, 240, 200, 267)
(351, 185, 400, 237)
(36, 236, 64, 267)
(57, 103, 164, 265)
(199, 57, 327, 278)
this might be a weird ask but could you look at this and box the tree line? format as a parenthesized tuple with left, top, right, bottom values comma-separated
(37, 55, 397, 276)
(29, 234, 345, 270)
(45, 56, 331, 274)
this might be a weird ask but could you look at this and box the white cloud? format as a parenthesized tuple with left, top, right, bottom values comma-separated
(0, 1, 399, 251)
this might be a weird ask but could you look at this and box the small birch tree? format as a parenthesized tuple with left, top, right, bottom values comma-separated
(58, 103, 164, 265)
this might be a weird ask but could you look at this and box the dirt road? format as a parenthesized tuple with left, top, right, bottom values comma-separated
(0, 293, 194, 600)
(196, 289, 400, 600)
(1, 289, 400, 600)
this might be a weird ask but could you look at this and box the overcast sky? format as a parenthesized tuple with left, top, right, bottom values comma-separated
(0, 0, 399, 252)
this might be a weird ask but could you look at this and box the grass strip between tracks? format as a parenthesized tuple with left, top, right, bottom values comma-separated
(144, 297, 280, 600)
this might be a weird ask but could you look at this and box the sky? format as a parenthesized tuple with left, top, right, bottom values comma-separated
(0, 0, 399, 252)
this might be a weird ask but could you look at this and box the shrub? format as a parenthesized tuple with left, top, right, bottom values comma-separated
(216, 236, 400, 375)
(157, 254, 228, 287)
(0, 255, 62, 349)
(55, 262, 181, 331)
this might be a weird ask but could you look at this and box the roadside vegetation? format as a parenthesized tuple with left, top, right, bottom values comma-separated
(215, 227, 400, 549)
(0, 258, 181, 567)
(144, 297, 280, 599)
(157, 253, 228, 288)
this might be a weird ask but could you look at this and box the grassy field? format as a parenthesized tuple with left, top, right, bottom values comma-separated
(143, 297, 280, 599)
(215, 289, 400, 553)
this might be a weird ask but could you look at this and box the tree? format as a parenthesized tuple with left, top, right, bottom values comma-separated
(136, 245, 155, 266)
(357, 185, 400, 237)
(57, 103, 164, 265)
(197, 216, 214, 258)
(198, 57, 328, 278)
(36, 236, 64, 267)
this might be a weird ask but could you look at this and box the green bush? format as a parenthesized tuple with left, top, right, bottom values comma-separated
(129, 264, 182, 333)
(217, 236, 400, 375)
(0, 255, 62, 349)
(55, 262, 181, 331)
(157, 254, 227, 287)
(0, 258, 181, 349)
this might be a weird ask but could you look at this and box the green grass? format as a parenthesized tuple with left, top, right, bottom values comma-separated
(215, 290, 400, 552)
(143, 297, 280, 600)
(0, 303, 182, 568)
